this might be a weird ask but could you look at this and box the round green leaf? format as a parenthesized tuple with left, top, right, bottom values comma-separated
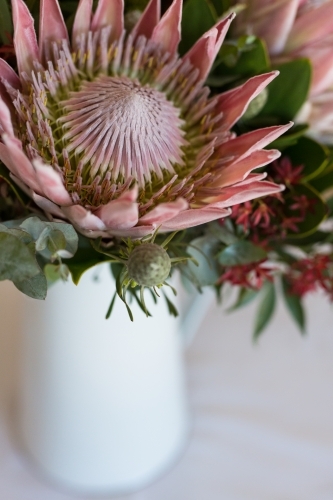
(218, 241, 267, 266)
(0, 232, 41, 282)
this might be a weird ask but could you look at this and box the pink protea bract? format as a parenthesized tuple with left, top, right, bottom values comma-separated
(0, 0, 292, 239)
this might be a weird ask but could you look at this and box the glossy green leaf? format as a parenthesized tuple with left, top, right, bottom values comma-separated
(218, 241, 267, 266)
(281, 277, 305, 333)
(259, 59, 311, 120)
(214, 37, 269, 77)
(253, 280, 276, 340)
(179, 0, 217, 55)
(0, 0, 12, 44)
(284, 137, 329, 181)
(286, 184, 327, 239)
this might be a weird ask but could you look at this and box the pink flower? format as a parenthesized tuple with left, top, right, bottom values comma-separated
(233, 0, 333, 141)
(0, 0, 291, 239)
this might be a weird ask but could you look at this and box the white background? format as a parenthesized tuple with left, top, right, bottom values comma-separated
(1, 279, 333, 500)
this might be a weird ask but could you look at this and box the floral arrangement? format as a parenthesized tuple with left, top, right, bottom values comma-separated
(1, 0, 333, 336)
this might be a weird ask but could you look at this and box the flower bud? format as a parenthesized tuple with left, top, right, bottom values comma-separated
(127, 244, 171, 287)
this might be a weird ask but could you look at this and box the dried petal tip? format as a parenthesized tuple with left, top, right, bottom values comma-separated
(127, 243, 171, 286)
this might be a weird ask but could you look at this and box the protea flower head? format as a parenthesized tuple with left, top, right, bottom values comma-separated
(0, 0, 292, 239)
(233, 0, 333, 141)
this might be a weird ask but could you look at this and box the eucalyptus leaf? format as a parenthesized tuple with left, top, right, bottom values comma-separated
(218, 241, 267, 266)
(14, 272, 47, 300)
(281, 277, 306, 333)
(186, 236, 221, 287)
(253, 281, 276, 340)
(0, 232, 41, 282)
(227, 286, 259, 312)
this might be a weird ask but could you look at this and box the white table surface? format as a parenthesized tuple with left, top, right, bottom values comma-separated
(1, 279, 333, 500)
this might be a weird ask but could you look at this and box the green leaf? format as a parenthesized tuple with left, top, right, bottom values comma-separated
(13, 272, 47, 300)
(0, 232, 41, 282)
(105, 292, 117, 320)
(286, 184, 327, 239)
(163, 292, 179, 317)
(253, 281, 276, 340)
(0, 0, 12, 44)
(179, 0, 217, 55)
(214, 37, 269, 77)
(186, 235, 221, 286)
(20, 217, 78, 258)
(281, 277, 305, 333)
(227, 286, 259, 312)
(259, 59, 312, 120)
(218, 241, 267, 266)
(311, 167, 333, 195)
(0, 163, 30, 206)
(283, 137, 329, 181)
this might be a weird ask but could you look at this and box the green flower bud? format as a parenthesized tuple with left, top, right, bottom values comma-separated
(242, 87, 268, 120)
(127, 243, 171, 287)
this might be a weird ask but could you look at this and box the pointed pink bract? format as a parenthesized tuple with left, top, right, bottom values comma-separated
(39, 0, 69, 61)
(91, 0, 124, 41)
(151, 0, 182, 54)
(11, 0, 40, 76)
(131, 0, 161, 40)
(183, 14, 235, 81)
(72, 0, 93, 44)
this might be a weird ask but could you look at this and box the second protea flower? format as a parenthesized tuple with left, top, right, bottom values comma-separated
(233, 0, 333, 141)
(0, 0, 291, 239)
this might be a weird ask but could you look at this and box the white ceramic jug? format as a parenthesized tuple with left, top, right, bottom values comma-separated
(18, 263, 213, 494)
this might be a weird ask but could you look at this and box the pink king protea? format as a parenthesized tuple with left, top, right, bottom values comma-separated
(0, 0, 291, 239)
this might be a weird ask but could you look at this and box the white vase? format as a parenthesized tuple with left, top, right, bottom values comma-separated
(17, 264, 211, 494)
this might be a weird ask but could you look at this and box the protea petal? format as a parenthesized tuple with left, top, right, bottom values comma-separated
(95, 197, 139, 229)
(39, 0, 68, 61)
(32, 192, 66, 218)
(139, 198, 188, 225)
(91, 0, 124, 40)
(183, 13, 235, 81)
(285, 1, 333, 53)
(0, 98, 15, 136)
(131, 0, 161, 40)
(246, 0, 300, 55)
(11, 0, 40, 76)
(62, 205, 107, 231)
(214, 150, 281, 188)
(151, 0, 182, 54)
(0, 135, 40, 192)
(0, 59, 21, 89)
(33, 159, 72, 205)
(211, 179, 284, 208)
(302, 45, 333, 96)
(160, 207, 231, 231)
(218, 124, 293, 164)
(216, 72, 279, 129)
(72, 0, 93, 43)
